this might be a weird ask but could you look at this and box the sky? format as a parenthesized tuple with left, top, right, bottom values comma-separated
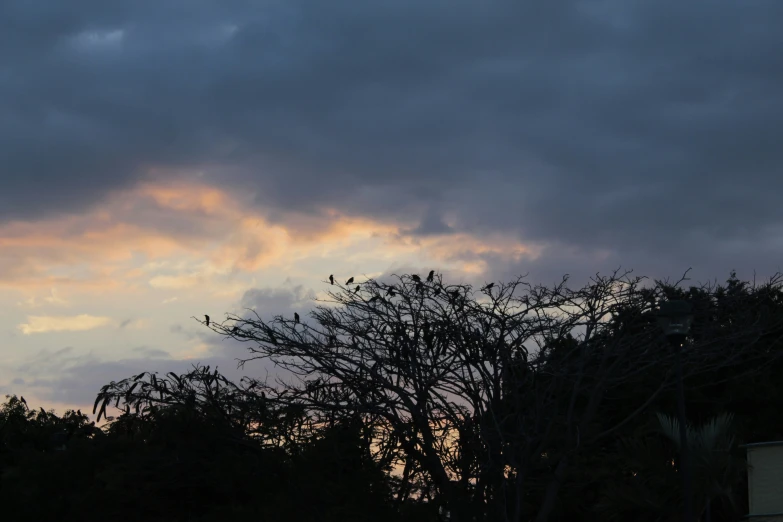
(2, 0, 782, 419)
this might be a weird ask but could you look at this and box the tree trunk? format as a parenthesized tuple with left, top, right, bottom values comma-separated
(534, 456, 569, 522)
(510, 464, 528, 522)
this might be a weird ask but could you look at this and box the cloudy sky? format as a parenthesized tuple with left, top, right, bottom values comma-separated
(2, 0, 782, 418)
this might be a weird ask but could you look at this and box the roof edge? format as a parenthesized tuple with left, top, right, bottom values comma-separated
(741, 441, 783, 449)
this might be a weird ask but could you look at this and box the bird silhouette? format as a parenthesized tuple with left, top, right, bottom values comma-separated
(20, 396, 26, 406)
(434, 288, 441, 297)
(232, 326, 239, 334)
(355, 285, 360, 293)
(329, 274, 334, 285)
(427, 270, 435, 282)
(483, 283, 495, 291)
(294, 313, 300, 324)
(386, 286, 396, 297)
(449, 290, 459, 300)
(346, 277, 354, 285)
(411, 274, 421, 282)
(204, 315, 210, 326)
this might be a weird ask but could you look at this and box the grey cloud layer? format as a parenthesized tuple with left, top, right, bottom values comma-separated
(2, 0, 782, 277)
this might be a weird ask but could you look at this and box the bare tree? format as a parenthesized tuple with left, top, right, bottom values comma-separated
(94, 269, 783, 522)
(93, 364, 324, 456)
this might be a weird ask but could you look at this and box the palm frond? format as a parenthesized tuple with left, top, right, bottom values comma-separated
(598, 412, 746, 521)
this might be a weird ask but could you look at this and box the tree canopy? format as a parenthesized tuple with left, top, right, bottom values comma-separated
(3, 268, 783, 521)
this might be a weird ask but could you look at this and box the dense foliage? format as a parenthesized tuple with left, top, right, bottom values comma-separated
(0, 394, 403, 522)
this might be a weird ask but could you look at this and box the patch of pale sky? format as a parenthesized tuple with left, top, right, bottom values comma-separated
(17, 314, 112, 335)
(120, 318, 151, 331)
(15, 287, 69, 308)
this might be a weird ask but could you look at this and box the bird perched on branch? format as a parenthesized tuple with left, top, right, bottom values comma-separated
(386, 286, 396, 297)
(355, 285, 361, 293)
(232, 326, 239, 334)
(346, 277, 354, 285)
(294, 313, 300, 324)
(483, 283, 494, 292)
(205, 315, 210, 326)
(427, 270, 435, 282)
(329, 274, 334, 285)
(411, 274, 421, 282)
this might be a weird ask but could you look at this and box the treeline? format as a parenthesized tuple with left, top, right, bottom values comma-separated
(0, 395, 414, 521)
(2, 269, 783, 521)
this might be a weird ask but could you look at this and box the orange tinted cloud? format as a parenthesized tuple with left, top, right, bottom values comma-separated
(0, 178, 543, 296)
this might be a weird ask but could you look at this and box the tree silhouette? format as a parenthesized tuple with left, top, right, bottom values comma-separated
(189, 269, 783, 521)
(6, 269, 783, 522)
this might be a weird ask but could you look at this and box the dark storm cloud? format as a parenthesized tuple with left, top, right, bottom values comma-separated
(2, 0, 783, 276)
